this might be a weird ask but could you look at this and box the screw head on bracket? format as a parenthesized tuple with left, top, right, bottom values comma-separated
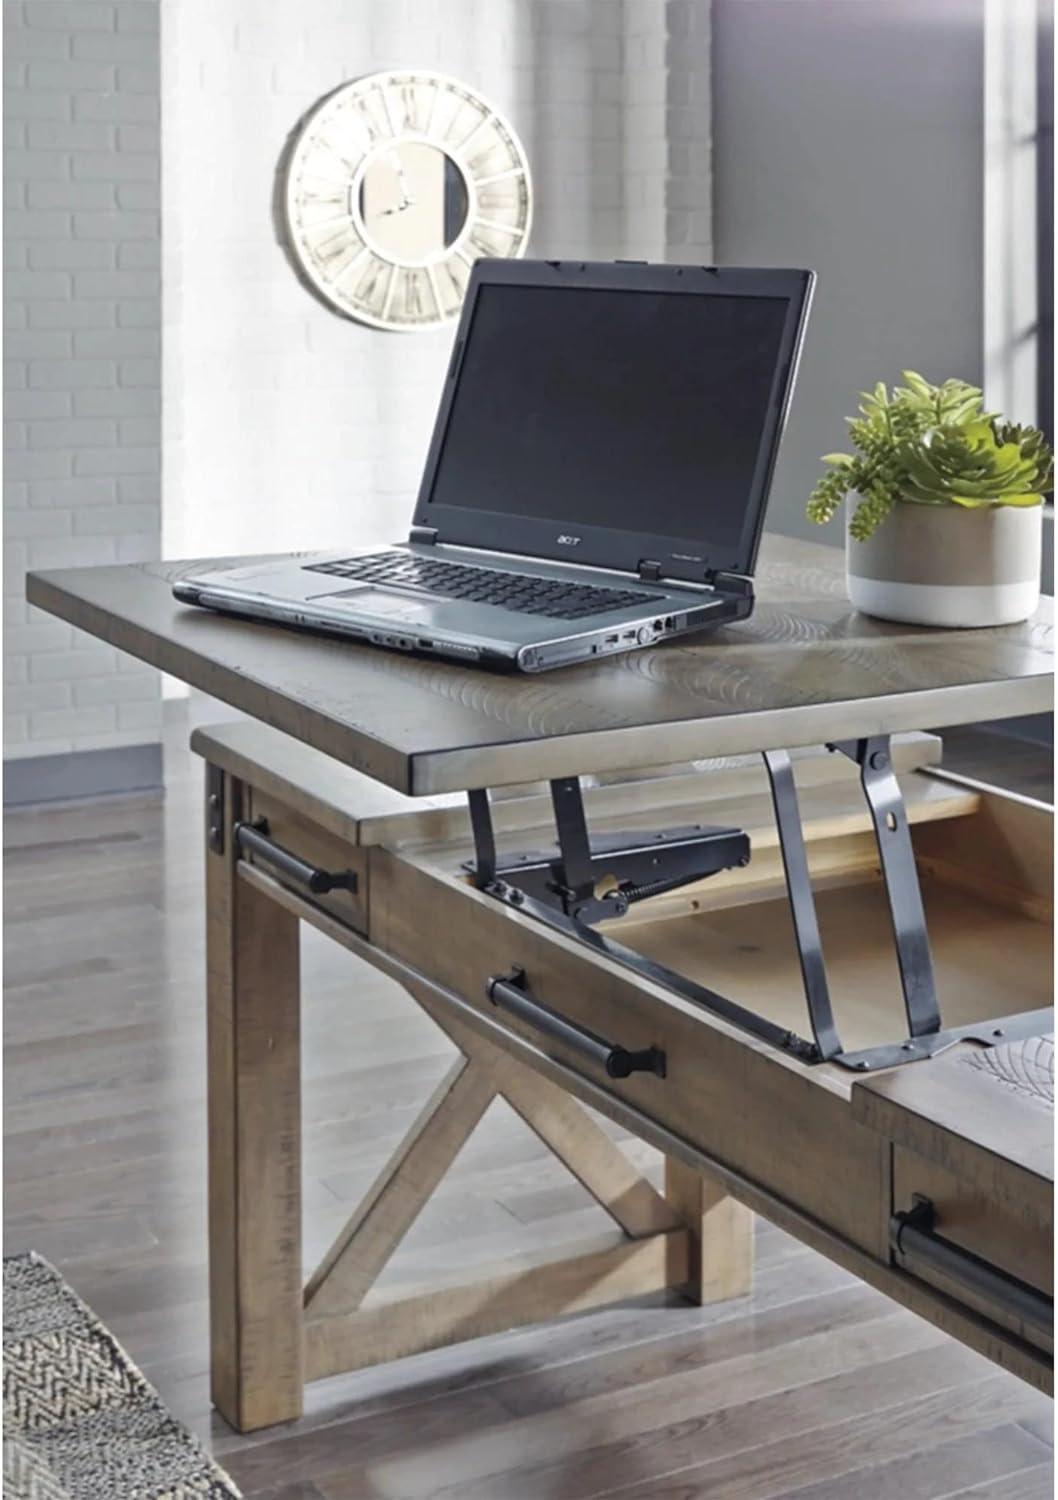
(869, 750, 889, 770)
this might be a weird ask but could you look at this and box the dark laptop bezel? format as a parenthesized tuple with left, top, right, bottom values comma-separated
(411, 258, 814, 587)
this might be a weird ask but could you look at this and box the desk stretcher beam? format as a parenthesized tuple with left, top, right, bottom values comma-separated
(304, 1231, 693, 1383)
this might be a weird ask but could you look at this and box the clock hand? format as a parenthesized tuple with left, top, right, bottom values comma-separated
(381, 149, 414, 206)
(391, 150, 412, 198)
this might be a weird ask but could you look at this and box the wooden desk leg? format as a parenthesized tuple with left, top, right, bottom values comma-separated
(206, 768, 304, 1432)
(665, 1157, 754, 1305)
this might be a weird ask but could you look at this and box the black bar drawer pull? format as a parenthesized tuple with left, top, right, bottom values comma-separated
(234, 819, 358, 896)
(486, 966, 666, 1080)
(891, 1196, 1052, 1342)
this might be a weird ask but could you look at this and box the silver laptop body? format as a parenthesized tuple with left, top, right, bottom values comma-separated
(174, 259, 814, 673)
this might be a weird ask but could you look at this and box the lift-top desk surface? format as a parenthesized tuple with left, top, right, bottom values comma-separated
(27, 535, 1054, 796)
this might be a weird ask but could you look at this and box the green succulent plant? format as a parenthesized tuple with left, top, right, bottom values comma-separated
(806, 371, 1054, 540)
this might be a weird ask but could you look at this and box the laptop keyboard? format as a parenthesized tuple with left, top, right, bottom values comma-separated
(304, 552, 664, 621)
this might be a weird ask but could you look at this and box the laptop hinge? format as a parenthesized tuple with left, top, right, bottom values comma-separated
(707, 569, 754, 598)
(409, 525, 439, 545)
(640, 560, 753, 597)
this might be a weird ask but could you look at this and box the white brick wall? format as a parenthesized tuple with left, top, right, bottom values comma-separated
(4, 0, 161, 762)
(163, 0, 712, 566)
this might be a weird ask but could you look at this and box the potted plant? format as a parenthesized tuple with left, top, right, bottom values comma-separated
(806, 371, 1053, 627)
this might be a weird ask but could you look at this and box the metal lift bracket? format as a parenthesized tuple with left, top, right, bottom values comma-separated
(466, 740, 1047, 1073)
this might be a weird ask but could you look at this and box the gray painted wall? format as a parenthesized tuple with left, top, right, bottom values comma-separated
(712, 0, 1051, 747)
(712, 0, 987, 547)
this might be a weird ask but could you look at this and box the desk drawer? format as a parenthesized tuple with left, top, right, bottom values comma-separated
(889, 1147, 1051, 1337)
(243, 789, 369, 935)
(372, 849, 887, 1258)
(854, 1037, 1053, 1352)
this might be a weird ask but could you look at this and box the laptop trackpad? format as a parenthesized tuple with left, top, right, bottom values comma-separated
(313, 587, 431, 624)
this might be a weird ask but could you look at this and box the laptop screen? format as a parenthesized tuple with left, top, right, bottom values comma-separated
(423, 282, 792, 559)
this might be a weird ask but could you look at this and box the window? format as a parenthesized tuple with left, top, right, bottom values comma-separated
(984, 0, 1054, 437)
(1037, 0, 1053, 446)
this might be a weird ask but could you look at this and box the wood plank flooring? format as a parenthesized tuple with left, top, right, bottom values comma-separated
(4, 718, 1053, 1499)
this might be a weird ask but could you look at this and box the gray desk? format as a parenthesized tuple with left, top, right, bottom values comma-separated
(25, 537, 1055, 1430)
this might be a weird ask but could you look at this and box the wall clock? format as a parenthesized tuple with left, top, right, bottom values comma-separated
(283, 70, 533, 332)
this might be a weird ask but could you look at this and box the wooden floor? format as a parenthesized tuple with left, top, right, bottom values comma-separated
(4, 720, 1053, 1500)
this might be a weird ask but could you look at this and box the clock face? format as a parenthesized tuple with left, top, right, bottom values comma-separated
(284, 71, 533, 332)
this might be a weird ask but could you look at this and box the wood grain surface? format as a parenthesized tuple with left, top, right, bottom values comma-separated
(853, 1037, 1055, 1192)
(962, 1035, 1054, 1107)
(27, 536, 1053, 794)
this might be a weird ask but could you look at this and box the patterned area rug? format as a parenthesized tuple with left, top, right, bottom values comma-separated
(3, 1253, 241, 1499)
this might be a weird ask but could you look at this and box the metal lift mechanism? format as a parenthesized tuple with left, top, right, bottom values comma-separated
(466, 735, 1049, 1072)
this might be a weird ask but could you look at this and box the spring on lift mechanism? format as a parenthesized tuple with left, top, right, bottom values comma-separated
(619, 874, 701, 904)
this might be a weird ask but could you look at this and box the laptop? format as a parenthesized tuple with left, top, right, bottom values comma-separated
(173, 259, 814, 672)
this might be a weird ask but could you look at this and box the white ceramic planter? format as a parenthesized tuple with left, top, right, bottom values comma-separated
(846, 498, 1043, 628)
